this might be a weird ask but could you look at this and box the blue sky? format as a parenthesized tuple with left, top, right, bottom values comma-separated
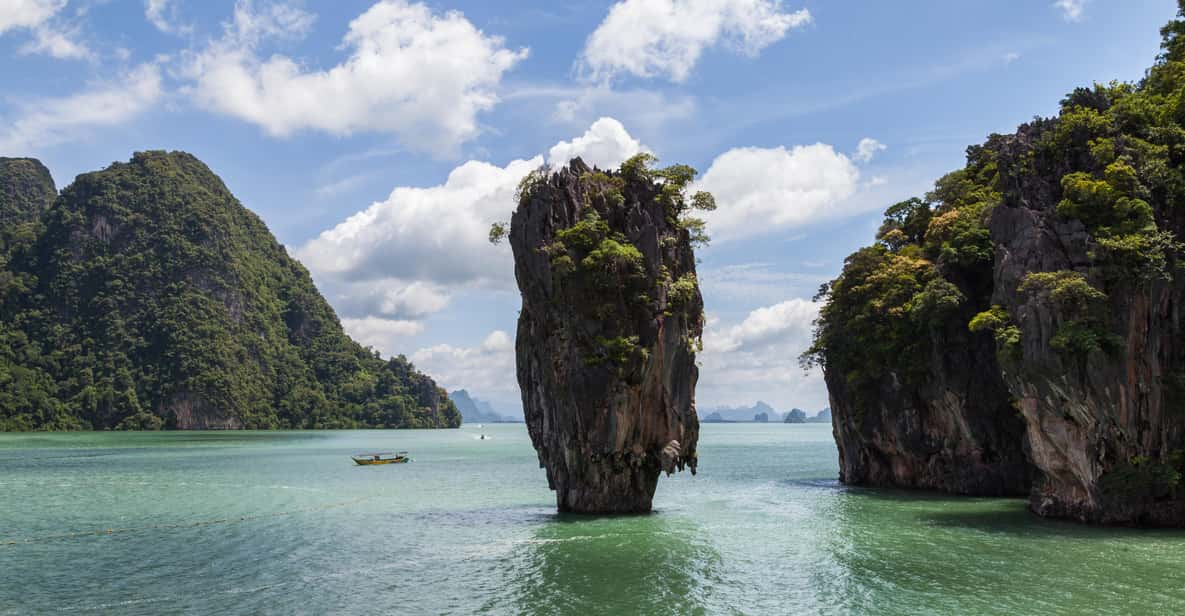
(0, 0, 1176, 416)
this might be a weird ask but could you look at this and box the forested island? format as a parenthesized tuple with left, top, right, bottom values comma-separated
(807, 4, 1185, 525)
(0, 152, 460, 431)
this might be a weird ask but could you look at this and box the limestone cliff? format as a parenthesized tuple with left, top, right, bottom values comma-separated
(985, 118, 1185, 524)
(811, 3, 1185, 525)
(825, 309, 1030, 496)
(509, 156, 707, 513)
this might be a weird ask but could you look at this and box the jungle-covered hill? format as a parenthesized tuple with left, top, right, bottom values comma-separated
(0, 151, 460, 431)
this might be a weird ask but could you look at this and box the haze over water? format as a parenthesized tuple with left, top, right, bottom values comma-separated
(3, 424, 1184, 614)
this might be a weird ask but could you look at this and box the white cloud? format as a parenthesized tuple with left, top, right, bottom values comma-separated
(580, 0, 810, 82)
(411, 330, 517, 402)
(341, 317, 424, 355)
(699, 263, 828, 305)
(0, 0, 91, 59)
(19, 23, 90, 59)
(698, 298, 827, 410)
(332, 281, 451, 320)
(145, 0, 190, 34)
(297, 116, 650, 333)
(1054, 0, 1086, 21)
(546, 117, 647, 169)
(0, 63, 163, 153)
(704, 298, 818, 354)
(297, 156, 541, 289)
(697, 143, 866, 241)
(183, 0, 528, 155)
(854, 137, 885, 163)
(0, 0, 63, 33)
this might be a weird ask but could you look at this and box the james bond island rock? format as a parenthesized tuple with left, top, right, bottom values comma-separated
(809, 3, 1185, 525)
(0, 151, 460, 431)
(506, 155, 711, 513)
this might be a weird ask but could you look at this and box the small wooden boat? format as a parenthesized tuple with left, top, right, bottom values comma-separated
(352, 451, 410, 465)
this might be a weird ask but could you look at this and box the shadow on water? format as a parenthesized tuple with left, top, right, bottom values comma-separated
(800, 479, 1185, 615)
(921, 507, 1185, 538)
(496, 511, 722, 616)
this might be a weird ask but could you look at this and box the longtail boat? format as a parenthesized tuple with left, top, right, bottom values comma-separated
(351, 452, 410, 465)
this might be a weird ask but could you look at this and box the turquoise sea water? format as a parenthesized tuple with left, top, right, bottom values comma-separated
(2, 423, 1185, 615)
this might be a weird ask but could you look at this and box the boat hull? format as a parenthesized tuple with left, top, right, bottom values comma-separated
(352, 457, 409, 465)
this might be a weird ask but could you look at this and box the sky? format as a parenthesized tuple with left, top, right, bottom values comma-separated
(0, 0, 1177, 417)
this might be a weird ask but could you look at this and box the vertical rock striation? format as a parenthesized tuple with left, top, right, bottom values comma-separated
(813, 3, 1185, 525)
(509, 157, 705, 513)
(826, 315, 1030, 496)
(986, 121, 1185, 525)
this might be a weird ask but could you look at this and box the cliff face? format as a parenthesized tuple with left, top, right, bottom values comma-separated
(0, 151, 460, 431)
(826, 314, 1029, 496)
(509, 156, 705, 513)
(985, 122, 1185, 524)
(812, 3, 1185, 525)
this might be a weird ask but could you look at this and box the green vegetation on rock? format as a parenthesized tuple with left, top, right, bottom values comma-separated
(807, 1, 1185, 385)
(0, 151, 459, 431)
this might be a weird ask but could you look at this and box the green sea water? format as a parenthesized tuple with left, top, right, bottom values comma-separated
(2, 423, 1184, 615)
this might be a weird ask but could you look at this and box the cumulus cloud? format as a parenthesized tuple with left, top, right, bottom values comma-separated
(698, 298, 827, 410)
(697, 143, 867, 241)
(341, 317, 424, 355)
(182, 0, 527, 155)
(297, 116, 649, 330)
(1, 0, 91, 59)
(331, 281, 451, 321)
(411, 330, 517, 402)
(580, 0, 811, 82)
(704, 298, 819, 354)
(854, 137, 885, 163)
(0, 63, 163, 153)
(546, 117, 648, 169)
(297, 156, 541, 289)
(1054, 0, 1086, 21)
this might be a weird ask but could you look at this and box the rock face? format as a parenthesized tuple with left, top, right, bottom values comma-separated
(509, 157, 704, 513)
(984, 122, 1185, 524)
(825, 314, 1030, 496)
(813, 4, 1185, 525)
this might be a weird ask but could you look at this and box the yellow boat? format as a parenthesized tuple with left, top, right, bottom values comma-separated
(352, 451, 410, 465)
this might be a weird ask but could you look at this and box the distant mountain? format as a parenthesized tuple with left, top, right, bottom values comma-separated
(702, 401, 776, 422)
(809, 408, 832, 423)
(784, 409, 807, 424)
(449, 390, 521, 423)
(701, 402, 829, 424)
(785, 408, 830, 423)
